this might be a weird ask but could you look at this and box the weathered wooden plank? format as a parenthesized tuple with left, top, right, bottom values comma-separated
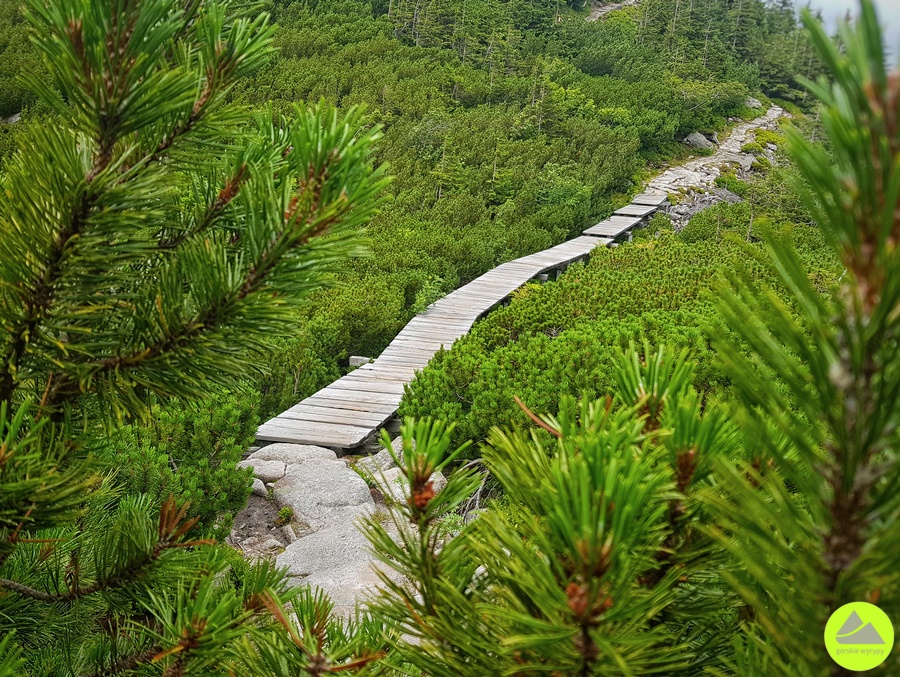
(257, 419, 374, 448)
(356, 369, 418, 381)
(583, 216, 644, 237)
(299, 401, 399, 419)
(332, 376, 407, 394)
(375, 354, 431, 364)
(279, 405, 391, 427)
(371, 358, 427, 367)
(311, 385, 404, 401)
(632, 193, 668, 206)
(614, 203, 658, 217)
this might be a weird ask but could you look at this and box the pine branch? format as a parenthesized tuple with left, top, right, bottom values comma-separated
(0, 499, 212, 603)
(158, 164, 249, 250)
(44, 196, 343, 408)
(0, 189, 94, 408)
(81, 646, 163, 677)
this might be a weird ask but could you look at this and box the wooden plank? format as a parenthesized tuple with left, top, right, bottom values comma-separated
(395, 326, 467, 337)
(280, 405, 391, 427)
(392, 334, 462, 345)
(311, 387, 401, 405)
(360, 361, 418, 371)
(614, 203, 658, 217)
(356, 370, 417, 382)
(584, 224, 630, 237)
(371, 359, 430, 369)
(632, 193, 668, 206)
(371, 354, 428, 363)
(332, 376, 406, 394)
(300, 397, 399, 416)
(385, 340, 453, 352)
(257, 420, 375, 448)
(583, 216, 643, 237)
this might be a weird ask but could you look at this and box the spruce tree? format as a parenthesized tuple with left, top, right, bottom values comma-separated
(0, 0, 386, 673)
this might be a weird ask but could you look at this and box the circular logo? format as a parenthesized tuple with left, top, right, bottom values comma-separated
(825, 602, 894, 671)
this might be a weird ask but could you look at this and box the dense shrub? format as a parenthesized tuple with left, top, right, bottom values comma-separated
(107, 390, 260, 540)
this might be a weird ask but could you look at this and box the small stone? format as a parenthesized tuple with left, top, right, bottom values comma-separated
(391, 435, 415, 457)
(281, 524, 299, 544)
(376, 467, 446, 505)
(745, 97, 763, 109)
(251, 478, 268, 497)
(238, 459, 286, 483)
(432, 471, 447, 494)
(685, 132, 714, 151)
(378, 467, 407, 504)
(240, 535, 284, 559)
(356, 447, 396, 475)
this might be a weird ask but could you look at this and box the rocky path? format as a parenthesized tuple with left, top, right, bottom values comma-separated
(588, 0, 639, 22)
(649, 105, 786, 228)
(229, 441, 435, 617)
(649, 106, 784, 194)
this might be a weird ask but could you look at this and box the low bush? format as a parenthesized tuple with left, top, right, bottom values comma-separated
(106, 390, 260, 540)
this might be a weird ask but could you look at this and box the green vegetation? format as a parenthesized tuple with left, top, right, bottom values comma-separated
(366, 5, 899, 674)
(275, 505, 295, 526)
(1, 0, 897, 674)
(0, 0, 387, 672)
(107, 391, 260, 540)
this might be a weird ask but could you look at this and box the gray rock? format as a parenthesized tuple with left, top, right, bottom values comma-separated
(746, 97, 763, 109)
(391, 435, 414, 457)
(281, 524, 299, 544)
(766, 143, 778, 151)
(251, 478, 268, 498)
(2, 113, 20, 125)
(378, 467, 407, 504)
(685, 132, 715, 151)
(249, 443, 337, 464)
(238, 459, 286, 483)
(356, 447, 397, 475)
(703, 132, 719, 145)
(377, 467, 446, 505)
(277, 518, 382, 618)
(432, 471, 447, 494)
(274, 460, 373, 529)
(720, 151, 755, 172)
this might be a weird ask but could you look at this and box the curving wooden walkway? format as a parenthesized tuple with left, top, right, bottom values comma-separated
(256, 192, 668, 450)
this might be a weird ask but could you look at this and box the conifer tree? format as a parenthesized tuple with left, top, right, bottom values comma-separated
(0, 0, 387, 673)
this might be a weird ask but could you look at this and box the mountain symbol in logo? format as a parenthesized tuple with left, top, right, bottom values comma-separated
(835, 611, 886, 645)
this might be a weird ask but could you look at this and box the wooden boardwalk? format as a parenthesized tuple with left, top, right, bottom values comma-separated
(256, 192, 667, 450)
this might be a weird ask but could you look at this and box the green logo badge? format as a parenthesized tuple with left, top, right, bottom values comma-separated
(825, 602, 894, 671)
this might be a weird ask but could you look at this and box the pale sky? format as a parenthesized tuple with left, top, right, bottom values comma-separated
(812, 0, 900, 52)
